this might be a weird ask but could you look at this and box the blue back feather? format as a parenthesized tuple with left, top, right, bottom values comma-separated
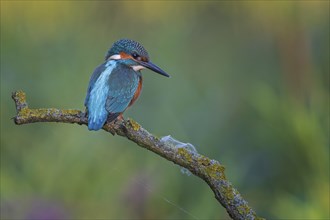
(84, 63, 106, 107)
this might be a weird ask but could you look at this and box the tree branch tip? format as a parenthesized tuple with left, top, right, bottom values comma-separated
(12, 90, 28, 112)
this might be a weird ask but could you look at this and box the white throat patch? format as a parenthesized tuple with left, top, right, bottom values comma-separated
(132, 65, 146, 71)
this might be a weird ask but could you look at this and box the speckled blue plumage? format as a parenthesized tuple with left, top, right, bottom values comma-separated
(85, 60, 140, 131)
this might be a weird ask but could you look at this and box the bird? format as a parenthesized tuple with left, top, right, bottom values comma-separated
(84, 39, 170, 131)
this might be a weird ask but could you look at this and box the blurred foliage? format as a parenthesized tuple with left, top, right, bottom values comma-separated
(1, 1, 329, 219)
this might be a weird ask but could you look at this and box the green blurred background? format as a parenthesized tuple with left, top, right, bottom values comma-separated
(1, 1, 329, 219)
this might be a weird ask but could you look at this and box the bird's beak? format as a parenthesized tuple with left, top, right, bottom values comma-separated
(139, 61, 170, 77)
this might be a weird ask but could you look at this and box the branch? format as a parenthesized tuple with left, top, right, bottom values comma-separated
(12, 90, 263, 220)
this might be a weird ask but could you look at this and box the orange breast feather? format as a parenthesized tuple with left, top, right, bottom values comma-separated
(129, 77, 142, 107)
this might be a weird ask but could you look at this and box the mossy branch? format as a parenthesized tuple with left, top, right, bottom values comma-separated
(12, 90, 263, 220)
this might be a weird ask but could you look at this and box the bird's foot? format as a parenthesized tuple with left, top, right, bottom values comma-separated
(114, 113, 124, 124)
(117, 113, 124, 121)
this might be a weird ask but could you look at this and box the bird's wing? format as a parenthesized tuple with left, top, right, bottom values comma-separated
(84, 63, 107, 107)
(105, 65, 140, 114)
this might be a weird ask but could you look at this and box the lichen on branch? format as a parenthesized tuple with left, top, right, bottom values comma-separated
(11, 90, 263, 220)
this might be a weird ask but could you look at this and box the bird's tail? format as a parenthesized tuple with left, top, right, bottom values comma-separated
(87, 112, 120, 131)
(87, 111, 108, 131)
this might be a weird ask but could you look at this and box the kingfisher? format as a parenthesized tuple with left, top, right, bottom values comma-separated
(84, 39, 170, 131)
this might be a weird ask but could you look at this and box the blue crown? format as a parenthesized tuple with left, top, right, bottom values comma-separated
(105, 39, 149, 60)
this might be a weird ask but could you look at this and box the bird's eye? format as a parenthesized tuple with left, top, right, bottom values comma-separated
(132, 53, 139, 59)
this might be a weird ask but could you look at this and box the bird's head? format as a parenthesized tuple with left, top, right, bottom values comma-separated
(105, 39, 169, 77)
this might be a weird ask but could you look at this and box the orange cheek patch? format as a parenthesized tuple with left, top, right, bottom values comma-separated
(119, 52, 133, 59)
